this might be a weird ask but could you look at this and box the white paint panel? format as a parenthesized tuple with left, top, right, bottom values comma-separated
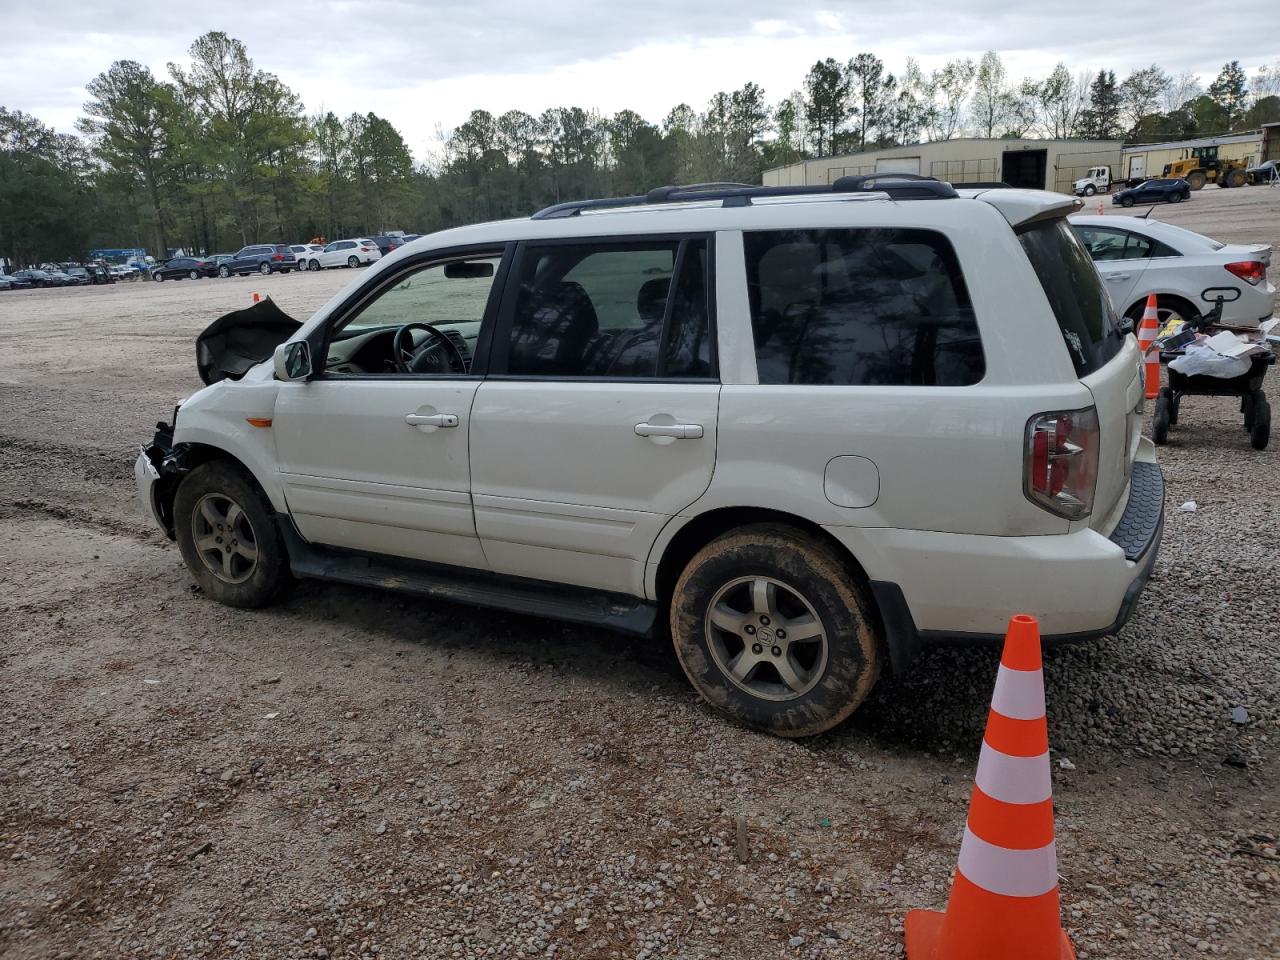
(273, 378, 483, 566)
(470, 381, 719, 594)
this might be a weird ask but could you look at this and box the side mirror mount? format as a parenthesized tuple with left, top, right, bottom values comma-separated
(274, 341, 312, 381)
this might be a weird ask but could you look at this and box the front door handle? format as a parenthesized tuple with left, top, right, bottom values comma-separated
(635, 421, 703, 439)
(1105, 273, 1132, 282)
(405, 413, 459, 428)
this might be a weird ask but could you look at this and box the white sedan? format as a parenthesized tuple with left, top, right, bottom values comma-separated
(302, 239, 382, 271)
(1070, 215, 1274, 328)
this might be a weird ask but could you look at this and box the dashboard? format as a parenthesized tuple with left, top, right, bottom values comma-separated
(324, 322, 480, 375)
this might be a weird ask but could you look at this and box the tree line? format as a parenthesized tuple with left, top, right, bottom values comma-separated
(2, 31, 1277, 266)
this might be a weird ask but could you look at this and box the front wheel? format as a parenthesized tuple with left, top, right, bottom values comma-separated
(308, 259, 320, 271)
(174, 461, 291, 608)
(1083, 184, 1096, 196)
(670, 524, 880, 737)
(258, 262, 272, 276)
(1121, 196, 1134, 207)
(218, 265, 231, 278)
(347, 255, 359, 268)
(153, 272, 164, 282)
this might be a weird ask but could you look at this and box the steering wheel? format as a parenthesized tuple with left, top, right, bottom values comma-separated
(391, 322, 467, 375)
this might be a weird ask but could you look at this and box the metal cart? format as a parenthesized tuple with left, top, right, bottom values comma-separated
(1153, 290, 1274, 451)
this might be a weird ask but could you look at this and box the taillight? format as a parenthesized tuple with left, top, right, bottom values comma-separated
(1224, 261, 1265, 285)
(1024, 408, 1099, 520)
(272, 253, 284, 261)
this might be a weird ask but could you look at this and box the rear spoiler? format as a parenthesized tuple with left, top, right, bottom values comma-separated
(956, 188, 1083, 227)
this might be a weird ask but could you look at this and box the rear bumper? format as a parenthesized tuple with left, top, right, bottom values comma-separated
(832, 460, 1165, 674)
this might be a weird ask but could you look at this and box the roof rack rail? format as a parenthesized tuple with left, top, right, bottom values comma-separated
(530, 173, 959, 220)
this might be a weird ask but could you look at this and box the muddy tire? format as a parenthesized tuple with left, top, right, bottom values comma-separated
(670, 524, 879, 737)
(174, 461, 291, 608)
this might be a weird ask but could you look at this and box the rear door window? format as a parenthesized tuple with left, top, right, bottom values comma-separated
(743, 228, 983, 386)
(496, 237, 714, 379)
(1018, 218, 1121, 376)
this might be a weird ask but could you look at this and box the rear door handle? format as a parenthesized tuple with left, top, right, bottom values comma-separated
(405, 413, 459, 428)
(635, 421, 703, 439)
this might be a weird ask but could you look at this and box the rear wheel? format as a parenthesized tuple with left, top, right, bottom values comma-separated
(188, 269, 199, 279)
(174, 461, 291, 608)
(258, 262, 271, 276)
(670, 524, 880, 737)
(347, 255, 359, 268)
(1153, 395, 1171, 445)
(1169, 191, 1182, 203)
(1251, 397, 1271, 450)
(1225, 168, 1246, 188)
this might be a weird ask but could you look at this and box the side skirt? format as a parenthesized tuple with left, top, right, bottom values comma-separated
(277, 516, 658, 637)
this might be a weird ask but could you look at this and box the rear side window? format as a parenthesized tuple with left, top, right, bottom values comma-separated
(744, 228, 983, 386)
(1018, 219, 1121, 376)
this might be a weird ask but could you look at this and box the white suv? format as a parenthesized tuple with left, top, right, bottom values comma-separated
(303, 239, 382, 271)
(135, 178, 1164, 737)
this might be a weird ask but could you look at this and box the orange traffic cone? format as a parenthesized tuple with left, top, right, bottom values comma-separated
(252, 292, 261, 304)
(1096, 199, 1103, 215)
(1137, 294, 1160, 400)
(904, 614, 1076, 960)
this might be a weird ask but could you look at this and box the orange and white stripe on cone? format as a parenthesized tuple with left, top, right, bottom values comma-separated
(904, 614, 1075, 960)
(1137, 294, 1161, 400)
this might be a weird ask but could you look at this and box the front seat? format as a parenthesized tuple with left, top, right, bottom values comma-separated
(509, 280, 599, 374)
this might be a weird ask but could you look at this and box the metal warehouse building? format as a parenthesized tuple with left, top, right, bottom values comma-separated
(1118, 130, 1266, 182)
(763, 138, 1122, 193)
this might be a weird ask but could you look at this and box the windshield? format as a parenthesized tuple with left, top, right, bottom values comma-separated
(1018, 218, 1122, 377)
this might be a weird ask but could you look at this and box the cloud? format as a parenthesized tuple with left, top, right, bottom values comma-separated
(1, 0, 1275, 159)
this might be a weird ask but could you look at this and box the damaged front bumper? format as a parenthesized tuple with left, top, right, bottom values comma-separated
(135, 420, 187, 540)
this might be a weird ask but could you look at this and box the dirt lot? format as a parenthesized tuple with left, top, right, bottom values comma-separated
(2, 189, 1278, 960)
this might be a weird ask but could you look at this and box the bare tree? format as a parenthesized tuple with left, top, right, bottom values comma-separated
(970, 51, 1008, 138)
(1163, 71, 1203, 112)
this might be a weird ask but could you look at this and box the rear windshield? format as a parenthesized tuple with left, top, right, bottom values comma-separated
(1151, 221, 1224, 252)
(1018, 218, 1121, 377)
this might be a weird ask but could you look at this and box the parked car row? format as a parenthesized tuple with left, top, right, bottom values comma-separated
(3, 234, 424, 290)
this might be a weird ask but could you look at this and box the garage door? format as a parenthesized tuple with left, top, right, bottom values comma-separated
(874, 157, 921, 175)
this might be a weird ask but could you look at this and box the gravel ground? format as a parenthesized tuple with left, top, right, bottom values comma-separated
(2, 190, 1278, 960)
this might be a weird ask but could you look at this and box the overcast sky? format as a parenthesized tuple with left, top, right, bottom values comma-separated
(1, 1, 1276, 159)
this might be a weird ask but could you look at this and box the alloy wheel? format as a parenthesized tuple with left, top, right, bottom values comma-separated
(190, 493, 259, 584)
(704, 576, 828, 701)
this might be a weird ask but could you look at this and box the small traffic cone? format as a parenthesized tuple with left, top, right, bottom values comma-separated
(1137, 294, 1160, 400)
(904, 614, 1076, 960)
(1096, 199, 1103, 215)
(252, 292, 261, 304)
